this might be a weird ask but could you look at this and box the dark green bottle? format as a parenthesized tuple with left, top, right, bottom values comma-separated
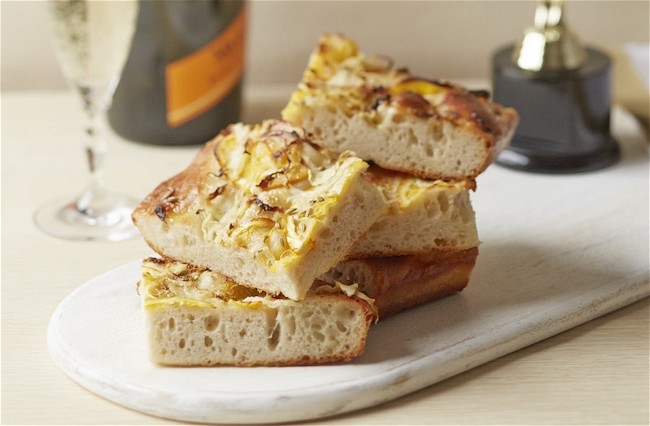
(108, 0, 246, 146)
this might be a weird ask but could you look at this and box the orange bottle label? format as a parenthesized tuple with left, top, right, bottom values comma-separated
(165, 6, 247, 128)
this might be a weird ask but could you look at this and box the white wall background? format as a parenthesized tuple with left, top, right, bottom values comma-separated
(2, 0, 649, 91)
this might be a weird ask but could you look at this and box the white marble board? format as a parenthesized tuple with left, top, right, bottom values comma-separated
(48, 108, 649, 424)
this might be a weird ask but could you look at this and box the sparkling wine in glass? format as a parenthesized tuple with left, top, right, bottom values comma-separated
(34, 0, 140, 241)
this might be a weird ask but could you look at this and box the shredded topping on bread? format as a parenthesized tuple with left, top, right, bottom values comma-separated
(138, 258, 377, 317)
(283, 33, 501, 137)
(364, 166, 475, 211)
(139, 257, 265, 309)
(155, 120, 370, 270)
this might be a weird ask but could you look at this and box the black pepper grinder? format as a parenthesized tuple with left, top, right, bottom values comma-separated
(493, 0, 619, 173)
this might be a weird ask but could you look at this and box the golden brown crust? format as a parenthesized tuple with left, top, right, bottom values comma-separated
(438, 85, 502, 139)
(370, 248, 478, 317)
(325, 248, 479, 318)
(132, 143, 209, 226)
(345, 82, 519, 180)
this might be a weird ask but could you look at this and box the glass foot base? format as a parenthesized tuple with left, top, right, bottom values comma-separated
(496, 135, 620, 174)
(34, 193, 140, 242)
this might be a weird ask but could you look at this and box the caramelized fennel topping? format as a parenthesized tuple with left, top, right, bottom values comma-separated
(138, 257, 377, 319)
(154, 120, 369, 269)
(284, 33, 498, 135)
(364, 166, 476, 210)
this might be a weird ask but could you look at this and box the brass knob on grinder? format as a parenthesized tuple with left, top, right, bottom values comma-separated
(493, 0, 619, 173)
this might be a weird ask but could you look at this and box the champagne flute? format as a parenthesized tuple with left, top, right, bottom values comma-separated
(34, 0, 140, 241)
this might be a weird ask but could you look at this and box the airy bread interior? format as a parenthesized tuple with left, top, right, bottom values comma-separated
(144, 296, 374, 367)
(139, 259, 375, 366)
(349, 167, 479, 258)
(288, 97, 516, 180)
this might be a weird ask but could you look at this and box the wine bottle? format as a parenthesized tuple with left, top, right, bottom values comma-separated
(107, 0, 246, 146)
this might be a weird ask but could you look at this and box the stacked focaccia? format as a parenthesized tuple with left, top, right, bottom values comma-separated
(133, 34, 518, 366)
(134, 120, 385, 366)
(283, 33, 518, 319)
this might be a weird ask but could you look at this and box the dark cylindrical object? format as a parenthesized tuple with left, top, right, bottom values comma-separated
(108, 0, 246, 146)
(493, 45, 619, 173)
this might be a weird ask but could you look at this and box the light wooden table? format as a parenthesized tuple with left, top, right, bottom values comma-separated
(2, 89, 648, 425)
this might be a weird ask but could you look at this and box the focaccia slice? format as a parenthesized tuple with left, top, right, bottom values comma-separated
(132, 120, 385, 301)
(282, 33, 519, 181)
(322, 247, 479, 318)
(350, 166, 478, 258)
(138, 257, 376, 366)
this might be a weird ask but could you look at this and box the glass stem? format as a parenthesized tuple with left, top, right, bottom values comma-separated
(76, 85, 109, 217)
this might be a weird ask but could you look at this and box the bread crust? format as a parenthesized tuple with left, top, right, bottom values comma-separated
(133, 143, 207, 227)
(322, 247, 479, 317)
